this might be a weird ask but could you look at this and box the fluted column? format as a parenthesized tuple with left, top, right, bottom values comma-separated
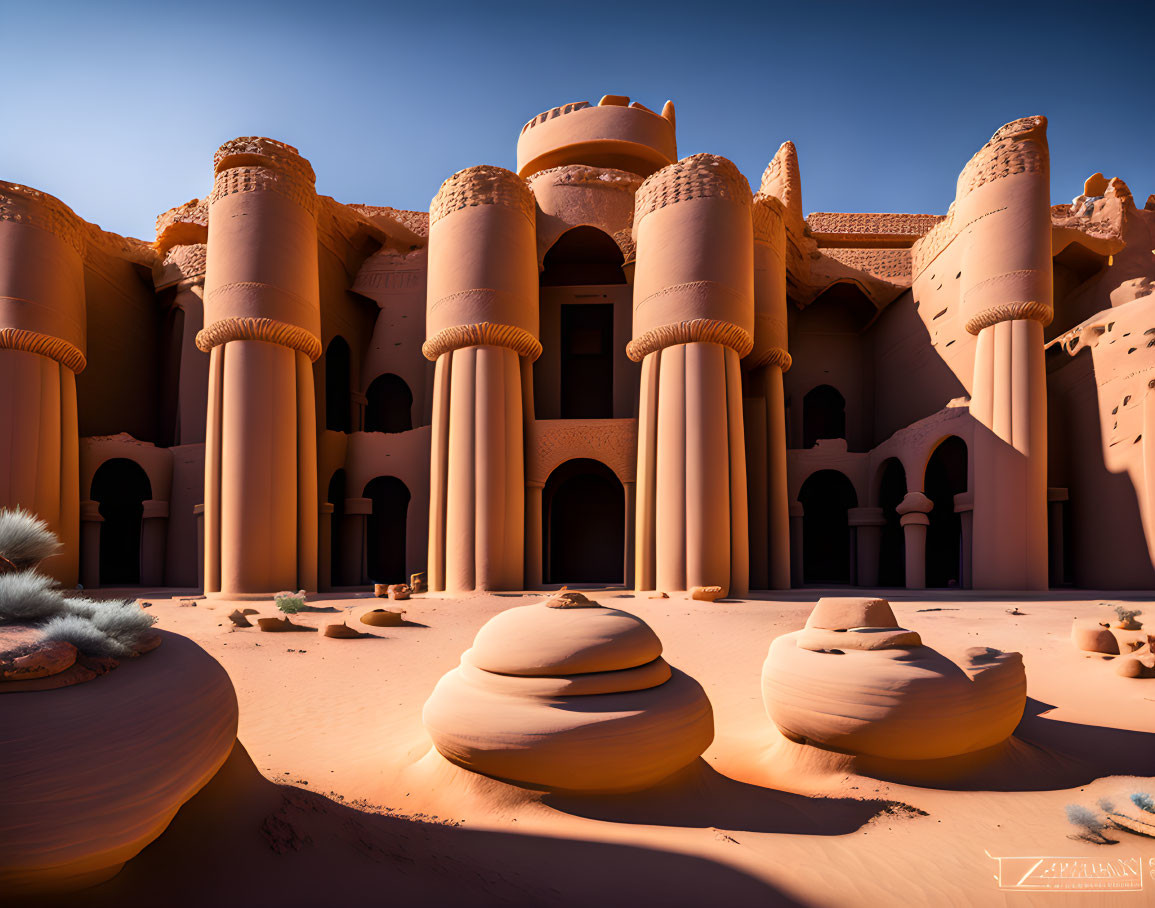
(140, 499, 168, 587)
(959, 118, 1052, 590)
(525, 481, 544, 590)
(897, 492, 933, 589)
(0, 183, 86, 587)
(631, 155, 754, 597)
(199, 138, 321, 598)
(424, 166, 537, 592)
(750, 189, 792, 590)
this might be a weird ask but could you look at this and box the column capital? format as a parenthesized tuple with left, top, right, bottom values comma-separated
(848, 506, 887, 527)
(345, 497, 372, 516)
(897, 491, 933, 516)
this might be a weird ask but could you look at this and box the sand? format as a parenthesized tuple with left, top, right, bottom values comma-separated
(30, 588, 1155, 907)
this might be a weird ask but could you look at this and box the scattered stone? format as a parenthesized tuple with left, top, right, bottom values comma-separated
(257, 617, 316, 633)
(649, 592, 670, 599)
(690, 585, 723, 602)
(0, 640, 77, 681)
(410, 572, 427, 594)
(228, 609, 253, 628)
(360, 608, 404, 628)
(373, 584, 390, 598)
(323, 623, 366, 639)
(388, 584, 411, 601)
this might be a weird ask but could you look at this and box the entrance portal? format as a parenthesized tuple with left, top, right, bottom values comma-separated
(543, 458, 624, 585)
(90, 458, 151, 586)
(365, 476, 410, 584)
(799, 469, 857, 584)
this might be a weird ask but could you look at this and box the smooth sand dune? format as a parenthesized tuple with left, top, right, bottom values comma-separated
(25, 589, 1155, 907)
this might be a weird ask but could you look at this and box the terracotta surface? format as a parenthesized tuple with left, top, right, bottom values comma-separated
(0, 630, 237, 895)
(422, 592, 713, 791)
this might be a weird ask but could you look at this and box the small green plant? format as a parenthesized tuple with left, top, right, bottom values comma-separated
(275, 590, 306, 614)
(0, 508, 62, 572)
(1065, 804, 1116, 844)
(1114, 606, 1143, 629)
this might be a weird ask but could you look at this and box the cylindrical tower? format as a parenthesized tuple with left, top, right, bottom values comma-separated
(0, 183, 86, 585)
(199, 138, 321, 598)
(938, 117, 1052, 590)
(425, 166, 538, 592)
(748, 187, 792, 591)
(631, 154, 754, 596)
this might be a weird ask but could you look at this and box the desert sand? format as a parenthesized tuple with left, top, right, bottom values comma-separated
(25, 586, 1155, 907)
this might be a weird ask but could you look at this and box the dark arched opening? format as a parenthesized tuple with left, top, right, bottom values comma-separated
(540, 226, 626, 287)
(365, 374, 413, 434)
(90, 458, 152, 586)
(327, 470, 346, 587)
(803, 385, 846, 448)
(799, 469, 857, 584)
(543, 458, 624, 584)
(325, 336, 352, 432)
(925, 436, 967, 588)
(365, 476, 410, 584)
(878, 458, 906, 587)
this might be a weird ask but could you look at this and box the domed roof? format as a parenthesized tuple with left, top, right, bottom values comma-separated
(465, 592, 662, 676)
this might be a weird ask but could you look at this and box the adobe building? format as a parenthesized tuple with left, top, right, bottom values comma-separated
(2, 96, 1153, 596)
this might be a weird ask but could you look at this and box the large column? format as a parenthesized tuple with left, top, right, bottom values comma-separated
(937, 117, 1052, 590)
(897, 492, 933, 590)
(750, 191, 792, 590)
(631, 154, 754, 596)
(789, 501, 804, 587)
(79, 500, 102, 590)
(954, 491, 974, 589)
(199, 138, 322, 598)
(424, 166, 538, 592)
(139, 500, 168, 587)
(0, 183, 86, 587)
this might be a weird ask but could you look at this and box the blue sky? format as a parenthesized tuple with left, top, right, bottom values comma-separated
(3, 0, 1152, 239)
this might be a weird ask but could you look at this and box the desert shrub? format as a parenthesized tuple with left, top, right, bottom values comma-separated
(1132, 793, 1155, 814)
(0, 508, 62, 570)
(0, 571, 67, 622)
(1114, 606, 1143, 628)
(1098, 797, 1116, 814)
(73, 598, 156, 649)
(39, 614, 131, 658)
(275, 590, 305, 614)
(1065, 804, 1115, 843)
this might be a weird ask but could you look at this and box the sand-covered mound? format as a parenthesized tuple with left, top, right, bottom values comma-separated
(0, 630, 238, 895)
(423, 592, 713, 792)
(762, 597, 1026, 761)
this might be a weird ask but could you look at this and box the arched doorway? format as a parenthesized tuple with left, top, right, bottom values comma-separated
(803, 385, 846, 448)
(364, 476, 410, 584)
(90, 458, 152, 586)
(925, 436, 967, 588)
(543, 458, 624, 584)
(543, 227, 624, 420)
(325, 336, 352, 432)
(365, 374, 413, 434)
(878, 458, 906, 586)
(799, 470, 857, 584)
(327, 470, 346, 587)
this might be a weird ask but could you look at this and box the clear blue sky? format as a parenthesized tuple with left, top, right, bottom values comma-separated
(3, 0, 1152, 239)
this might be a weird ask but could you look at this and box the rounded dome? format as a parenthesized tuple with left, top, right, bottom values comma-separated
(422, 592, 712, 793)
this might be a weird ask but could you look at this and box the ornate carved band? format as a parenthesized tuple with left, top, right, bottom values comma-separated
(627, 318, 754, 362)
(745, 346, 793, 371)
(964, 301, 1053, 335)
(0, 327, 86, 373)
(957, 116, 1047, 201)
(209, 166, 317, 215)
(196, 317, 322, 361)
(751, 196, 785, 246)
(422, 322, 543, 361)
(214, 137, 316, 185)
(430, 166, 535, 226)
(635, 154, 751, 224)
(0, 183, 86, 257)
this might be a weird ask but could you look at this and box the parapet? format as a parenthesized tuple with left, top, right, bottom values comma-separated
(516, 95, 676, 180)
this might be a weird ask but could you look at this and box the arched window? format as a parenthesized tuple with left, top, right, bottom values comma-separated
(925, 437, 967, 588)
(365, 374, 413, 434)
(325, 337, 352, 433)
(364, 476, 410, 584)
(803, 385, 846, 448)
(90, 458, 152, 586)
(877, 458, 906, 587)
(798, 470, 857, 584)
(543, 458, 625, 585)
(540, 226, 625, 287)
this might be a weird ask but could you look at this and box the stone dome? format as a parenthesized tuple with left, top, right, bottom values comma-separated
(762, 597, 1026, 762)
(422, 592, 713, 792)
